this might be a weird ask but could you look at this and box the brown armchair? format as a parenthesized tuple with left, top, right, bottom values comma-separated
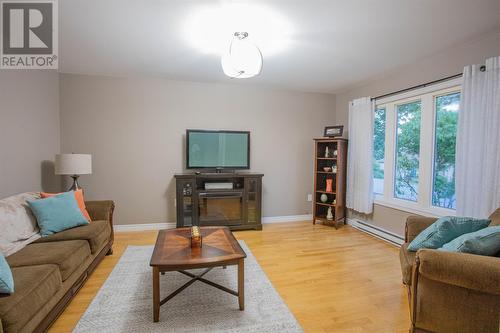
(399, 209, 500, 333)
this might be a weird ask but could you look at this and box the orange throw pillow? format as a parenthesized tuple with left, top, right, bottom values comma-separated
(40, 189, 92, 222)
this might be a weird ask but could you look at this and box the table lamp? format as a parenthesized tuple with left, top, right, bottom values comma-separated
(55, 154, 92, 191)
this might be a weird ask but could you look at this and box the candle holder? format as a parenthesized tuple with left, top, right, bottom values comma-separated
(190, 226, 202, 248)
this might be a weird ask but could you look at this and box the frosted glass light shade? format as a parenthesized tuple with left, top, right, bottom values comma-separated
(55, 154, 92, 175)
(221, 34, 263, 79)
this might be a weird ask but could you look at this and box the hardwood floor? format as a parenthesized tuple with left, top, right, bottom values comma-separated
(48, 222, 410, 333)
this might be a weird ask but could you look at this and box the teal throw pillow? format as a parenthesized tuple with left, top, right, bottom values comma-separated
(439, 226, 500, 256)
(407, 216, 490, 251)
(28, 191, 89, 237)
(0, 253, 14, 294)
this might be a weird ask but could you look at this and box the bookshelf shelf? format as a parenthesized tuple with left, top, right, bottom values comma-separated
(316, 202, 336, 207)
(316, 190, 336, 194)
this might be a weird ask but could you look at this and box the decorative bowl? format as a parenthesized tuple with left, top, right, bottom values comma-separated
(323, 167, 331, 172)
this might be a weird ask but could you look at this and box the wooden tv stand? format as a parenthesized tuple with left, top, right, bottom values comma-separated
(174, 173, 263, 231)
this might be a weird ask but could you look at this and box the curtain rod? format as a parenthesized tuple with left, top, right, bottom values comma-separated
(371, 73, 462, 101)
(371, 65, 487, 101)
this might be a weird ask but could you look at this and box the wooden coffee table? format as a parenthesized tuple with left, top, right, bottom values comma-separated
(149, 226, 246, 322)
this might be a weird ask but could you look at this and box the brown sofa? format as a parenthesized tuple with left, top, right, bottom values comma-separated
(0, 200, 115, 333)
(399, 209, 500, 333)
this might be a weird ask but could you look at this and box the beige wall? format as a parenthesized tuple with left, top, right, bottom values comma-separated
(6, 32, 498, 231)
(60, 74, 336, 225)
(335, 30, 500, 236)
(0, 71, 60, 198)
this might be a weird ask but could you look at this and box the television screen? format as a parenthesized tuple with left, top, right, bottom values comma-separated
(186, 130, 250, 169)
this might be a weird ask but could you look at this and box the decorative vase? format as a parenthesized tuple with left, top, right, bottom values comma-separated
(326, 179, 333, 192)
(332, 198, 337, 205)
(326, 207, 333, 220)
(325, 146, 330, 158)
(320, 193, 328, 203)
(333, 150, 338, 156)
(332, 165, 337, 173)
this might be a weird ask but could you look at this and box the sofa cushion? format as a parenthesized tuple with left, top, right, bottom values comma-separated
(41, 190, 92, 222)
(0, 192, 41, 256)
(0, 264, 61, 333)
(6, 240, 90, 281)
(28, 192, 89, 237)
(0, 254, 14, 294)
(440, 226, 500, 256)
(399, 243, 416, 285)
(407, 216, 490, 251)
(33, 220, 111, 254)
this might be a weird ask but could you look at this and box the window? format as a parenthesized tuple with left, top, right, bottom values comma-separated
(373, 107, 386, 194)
(394, 101, 421, 201)
(432, 92, 460, 209)
(372, 79, 461, 216)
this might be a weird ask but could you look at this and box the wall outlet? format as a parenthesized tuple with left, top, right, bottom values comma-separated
(307, 194, 312, 202)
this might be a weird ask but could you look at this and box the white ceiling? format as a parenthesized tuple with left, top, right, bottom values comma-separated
(59, 0, 500, 93)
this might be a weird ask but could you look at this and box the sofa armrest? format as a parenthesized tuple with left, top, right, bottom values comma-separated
(414, 249, 500, 295)
(85, 200, 115, 246)
(85, 200, 115, 222)
(405, 216, 438, 242)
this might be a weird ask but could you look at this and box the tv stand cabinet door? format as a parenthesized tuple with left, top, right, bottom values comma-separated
(243, 176, 262, 227)
(175, 177, 198, 228)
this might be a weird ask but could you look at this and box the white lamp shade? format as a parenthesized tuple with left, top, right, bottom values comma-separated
(55, 154, 92, 175)
(221, 35, 263, 79)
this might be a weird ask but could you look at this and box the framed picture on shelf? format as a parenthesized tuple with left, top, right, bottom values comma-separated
(324, 125, 343, 137)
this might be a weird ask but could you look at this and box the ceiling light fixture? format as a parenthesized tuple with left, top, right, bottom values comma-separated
(184, 4, 291, 56)
(221, 32, 262, 79)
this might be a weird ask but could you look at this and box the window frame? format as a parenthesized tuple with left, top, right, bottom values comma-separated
(373, 78, 461, 217)
(431, 90, 461, 211)
(393, 98, 422, 203)
(373, 106, 387, 195)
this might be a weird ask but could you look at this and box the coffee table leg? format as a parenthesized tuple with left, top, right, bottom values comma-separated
(153, 267, 160, 322)
(238, 259, 244, 311)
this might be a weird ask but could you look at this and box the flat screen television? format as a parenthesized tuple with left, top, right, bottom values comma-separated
(186, 129, 250, 170)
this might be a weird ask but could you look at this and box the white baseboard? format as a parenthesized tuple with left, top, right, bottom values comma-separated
(114, 222, 176, 232)
(347, 218, 404, 246)
(262, 214, 312, 223)
(114, 214, 312, 232)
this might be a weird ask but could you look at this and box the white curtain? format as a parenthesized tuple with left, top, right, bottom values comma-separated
(456, 56, 500, 218)
(346, 97, 374, 214)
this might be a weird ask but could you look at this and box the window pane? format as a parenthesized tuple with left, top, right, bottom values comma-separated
(432, 92, 460, 209)
(394, 100, 421, 201)
(373, 107, 386, 194)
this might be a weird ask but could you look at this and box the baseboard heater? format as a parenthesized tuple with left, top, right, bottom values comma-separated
(347, 218, 404, 246)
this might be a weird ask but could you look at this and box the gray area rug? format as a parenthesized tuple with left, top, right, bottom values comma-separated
(73, 242, 303, 333)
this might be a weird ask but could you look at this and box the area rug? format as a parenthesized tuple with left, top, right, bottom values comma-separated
(73, 242, 303, 333)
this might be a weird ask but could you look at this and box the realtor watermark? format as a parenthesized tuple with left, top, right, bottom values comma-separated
(1, 0, 58, 69)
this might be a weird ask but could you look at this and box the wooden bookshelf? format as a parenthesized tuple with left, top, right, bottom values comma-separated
(313, 138, 348, 228)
